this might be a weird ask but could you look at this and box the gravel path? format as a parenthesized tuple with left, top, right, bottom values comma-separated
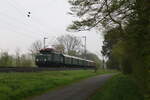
(29, 74, 114, 100)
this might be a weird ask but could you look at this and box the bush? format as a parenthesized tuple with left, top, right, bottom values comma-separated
(91, 74, 144, 100)
(0, 52, 14, 66)
(0, 51, 35, 67)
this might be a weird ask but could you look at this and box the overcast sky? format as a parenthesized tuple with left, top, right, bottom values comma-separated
(0, 0, 104, 57)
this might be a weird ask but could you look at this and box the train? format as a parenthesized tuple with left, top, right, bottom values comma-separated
(35, 48, 96, 68)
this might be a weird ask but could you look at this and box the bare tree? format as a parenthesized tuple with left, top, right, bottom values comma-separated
(29, 40, 43, 56)
(15, 48, 21, 66)
(52, 44, 65, 53)
(55, 34, 82, 56)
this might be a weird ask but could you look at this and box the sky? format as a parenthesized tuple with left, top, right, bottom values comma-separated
(0, 0, 104, 57)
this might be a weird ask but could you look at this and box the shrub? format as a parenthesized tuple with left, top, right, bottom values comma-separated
(91, 74, 144, 100)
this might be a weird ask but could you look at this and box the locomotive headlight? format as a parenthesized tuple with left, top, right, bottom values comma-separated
(36, 59, 39, 61)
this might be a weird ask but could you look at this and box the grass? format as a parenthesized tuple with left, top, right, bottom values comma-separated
(91, 74, 145, 100)
(145, 71, 150, 100)
(0, 69, 115, 100)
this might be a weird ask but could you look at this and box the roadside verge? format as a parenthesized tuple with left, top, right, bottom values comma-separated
(90, 74, 144, 100)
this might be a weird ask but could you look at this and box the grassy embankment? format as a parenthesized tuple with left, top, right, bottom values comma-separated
(0, 69, 116, 100)
(91, 74, 148, 100)
(145, 71, 150, 100)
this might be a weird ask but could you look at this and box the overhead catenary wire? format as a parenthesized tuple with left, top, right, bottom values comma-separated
(13, 0, 50, 32)
(0, 12, 44, 39)
(0, 26, 35, 40)
(0, 1, 50, 40)
(1, 28, 37, 41)
(0, 0, 55, 49)
(5, 0, 26, 17)
(4, 0, 48, 37)
(5, 0, 50, 33)
(0, 13, 43, 40)
(7, 0, 29, 17)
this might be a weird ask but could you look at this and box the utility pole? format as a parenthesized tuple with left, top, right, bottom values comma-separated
(102, 55, 105, 69)
(43, 37, 48, 49)
(82, 36, 86, 59)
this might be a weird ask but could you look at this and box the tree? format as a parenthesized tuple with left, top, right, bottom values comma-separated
(85, 51, 102, 68)
(68, 0, 136, 32)
(52, 44, 65, 53)
(68, 0, 150, 92)
(15, 48, 21, 66)
(101, 27, 122, 59)
(0, 51, 14, 66)
(54, 34, 82, 56)
(20, 54, 34, 67)
(29, 40, 43, 57)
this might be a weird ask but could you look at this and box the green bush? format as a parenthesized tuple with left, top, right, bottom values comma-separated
(0, 52, 14, 66)
(91, 74, 144, 100)
(0, 51, 35, 67)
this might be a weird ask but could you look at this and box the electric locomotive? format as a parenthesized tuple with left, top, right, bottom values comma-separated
(35, 48, 96, 68)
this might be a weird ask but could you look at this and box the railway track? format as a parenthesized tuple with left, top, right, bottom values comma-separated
(0, 67, 95, 72)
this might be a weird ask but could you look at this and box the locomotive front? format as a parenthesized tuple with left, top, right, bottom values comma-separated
(35, 48, 54, 67)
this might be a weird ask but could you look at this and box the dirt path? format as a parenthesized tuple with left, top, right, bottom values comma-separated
(28, 74, 114, 100)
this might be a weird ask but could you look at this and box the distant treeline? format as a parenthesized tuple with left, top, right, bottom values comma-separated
(0, 51, 35, 67)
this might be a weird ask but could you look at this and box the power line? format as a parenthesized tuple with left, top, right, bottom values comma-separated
(4, 0, 46, 35)
(6, 0, 26, 17)
(1, 0, 52, 43)
(0, 16, 40, 40)
(6, 0, 49, 33)
(0, 0, 48, 38)
(13, 0, 49, 32)
(1, 26, 37, 40)
(0, 14, 43, 39)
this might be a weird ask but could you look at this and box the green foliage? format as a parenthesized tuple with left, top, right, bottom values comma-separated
(68, 0, 150, 93)
(102, 27, 124, 70)
(0, 51, 35, 67)
(85, 52, 102, 68)
(106, 56, 120, 70)
(68, 0, 134, 31)
(91, 74, 144, 100)
(0, 52, 14, 66)
(19, 54, 34, 66)
(145, 71, 150, 100)
(103, 20, 150, 92)
(0, 70, 115, 100)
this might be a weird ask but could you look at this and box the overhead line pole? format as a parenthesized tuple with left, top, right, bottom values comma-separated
(82, 36, 86, 59)
(44, 37, 48, 49)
